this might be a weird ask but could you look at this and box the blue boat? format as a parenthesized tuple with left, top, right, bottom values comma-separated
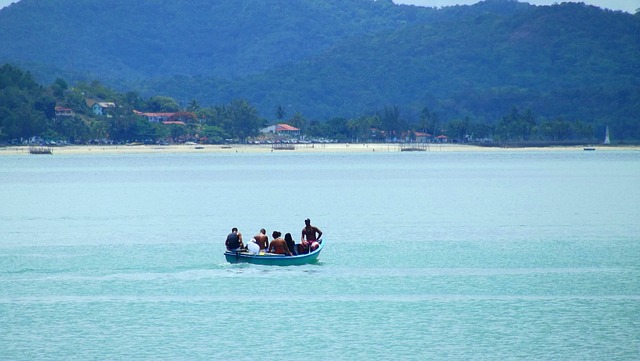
(224, 240, 324, 266)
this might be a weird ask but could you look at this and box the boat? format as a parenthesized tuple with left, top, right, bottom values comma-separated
(272, 143, 295, 150)
(29, 146, 53, 154)
(583, 147, 596, 151)
(224, 240, 324, 266)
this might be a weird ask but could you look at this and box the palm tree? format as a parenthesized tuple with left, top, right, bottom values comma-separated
(226, 99, 261, 142)
(290, 111, 306, 131)
(187, 99, 200, 113)
(276, 105, 286, 121)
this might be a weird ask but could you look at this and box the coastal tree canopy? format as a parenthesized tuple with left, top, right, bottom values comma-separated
(0, 0, 638, 142)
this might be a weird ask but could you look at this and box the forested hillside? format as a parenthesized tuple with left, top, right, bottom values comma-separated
(226, 2, 638, 123)
(0, 0, 639, 140)
(0, 0, 430, 80)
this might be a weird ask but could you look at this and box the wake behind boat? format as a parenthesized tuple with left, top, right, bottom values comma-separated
(225, 239, 324, 266)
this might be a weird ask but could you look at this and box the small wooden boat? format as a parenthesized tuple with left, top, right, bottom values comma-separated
(224, 240, 324, 266)
(29, 146, 53, 154)
(272, 143, 295, 150)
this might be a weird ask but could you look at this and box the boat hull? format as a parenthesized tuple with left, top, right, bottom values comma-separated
(224, 240, 324, 266)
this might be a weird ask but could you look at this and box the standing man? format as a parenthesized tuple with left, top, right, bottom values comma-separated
(225, 227, 244, 252)
(301, 218, 322, 252)
(253, 228, 269, 252)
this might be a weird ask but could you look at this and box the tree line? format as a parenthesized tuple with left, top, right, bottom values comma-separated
(1, 2, 637, 143)
(0, 64, 613, 146)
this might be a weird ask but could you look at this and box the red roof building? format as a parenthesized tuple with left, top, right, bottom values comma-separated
(435, 135, 449, 143)
(260, 123, 300, 136)
(55, 106, 74, 117)
(134, 110, 176, 123)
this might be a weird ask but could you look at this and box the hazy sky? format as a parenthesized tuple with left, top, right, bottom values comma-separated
(395, 0, 639, 13)
(0, 0, 637, 13)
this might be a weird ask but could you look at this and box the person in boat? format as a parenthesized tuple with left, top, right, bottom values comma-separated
(225, 227, 244, 252)
(301, 218, 322, 253)
(284, 233, 297, 256)
(246, 238, 260, 255)
(253, 228, 269, 252)
(268, 231, 292, 256)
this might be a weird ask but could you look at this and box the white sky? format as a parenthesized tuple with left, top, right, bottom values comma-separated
(0, 0, 637, 13)
(0, 0, 15, 9)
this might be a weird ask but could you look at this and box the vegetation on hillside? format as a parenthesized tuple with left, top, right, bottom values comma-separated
(0, 0, 426, 80)
(1, 64, 611, 145)
(0, 64, 262, 144)
(0, 0, 638, 141)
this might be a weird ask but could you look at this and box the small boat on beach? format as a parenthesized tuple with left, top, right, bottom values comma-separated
(224, 240, 324, 266)
(29, 146, 53, 154)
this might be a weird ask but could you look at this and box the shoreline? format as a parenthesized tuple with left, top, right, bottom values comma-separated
(0, 143, 638, 156)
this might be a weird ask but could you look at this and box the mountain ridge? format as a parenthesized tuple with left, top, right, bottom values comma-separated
(0, 0, 638, 136)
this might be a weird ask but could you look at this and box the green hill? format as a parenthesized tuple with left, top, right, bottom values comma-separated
(1, 0, 639, 139)
(0, 0, 432, 80)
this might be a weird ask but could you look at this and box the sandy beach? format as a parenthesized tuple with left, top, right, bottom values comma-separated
(0, 143, 637, 156)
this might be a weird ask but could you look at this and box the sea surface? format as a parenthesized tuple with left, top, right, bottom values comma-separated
(1, 149, 639, 360)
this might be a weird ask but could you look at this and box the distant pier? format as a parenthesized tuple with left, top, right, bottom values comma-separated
(400, 143, 429, 151)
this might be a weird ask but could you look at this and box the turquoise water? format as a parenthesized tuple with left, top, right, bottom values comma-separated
(1, 150, 639, 360)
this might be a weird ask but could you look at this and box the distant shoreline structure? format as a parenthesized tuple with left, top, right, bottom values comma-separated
(28, 146, 53, 155)
(1, 143, 638, 156)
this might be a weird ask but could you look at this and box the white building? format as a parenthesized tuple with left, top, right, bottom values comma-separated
(92, 102, 115, 116)
(260, 123, 300, 136)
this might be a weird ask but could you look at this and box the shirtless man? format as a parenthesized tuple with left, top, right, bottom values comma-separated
(301, 218, 322, 252)
(268, 231, 292, 256)
(301, 218, 322, 243)
(253, 228, 269, 251)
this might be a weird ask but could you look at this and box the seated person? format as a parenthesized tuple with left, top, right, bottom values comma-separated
(284, 233, 297, 255)
(253, 228, 269, 251)
(225, 227, 243, 252)
(268, 231, 292, 256)
(246, 238, 260, 255)
(301, 218, 322, 253)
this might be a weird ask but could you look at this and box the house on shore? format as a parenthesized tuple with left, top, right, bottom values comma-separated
(86, 101, 116, 117)
(133, 110, 176, 123)
(260, 123, 300, 137)
(435, 135, 449, 143)
(55, 106, 74, 118)
(414, 131, 432, 143)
